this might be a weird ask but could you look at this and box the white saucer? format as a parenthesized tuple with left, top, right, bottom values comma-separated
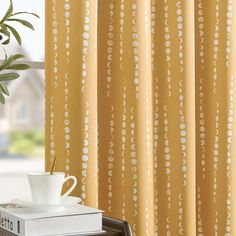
(12, 196, 81, 211)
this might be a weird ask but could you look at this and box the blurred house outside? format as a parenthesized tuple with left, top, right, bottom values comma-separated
(0, 0, 45, 202)
(0, 48, 45, 157)
(0, 51, 45, 202)
(0, 70, 44, 132)
(0, 61, 45, 202)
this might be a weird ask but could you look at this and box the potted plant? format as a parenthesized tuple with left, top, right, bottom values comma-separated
(0, 0, 39, 104)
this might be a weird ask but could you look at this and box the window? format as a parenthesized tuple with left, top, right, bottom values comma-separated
(14, 102, 30, 124)
(0, 0, 45, 202)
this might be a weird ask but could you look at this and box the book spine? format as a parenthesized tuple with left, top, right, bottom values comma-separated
(0, 210, 25, 236)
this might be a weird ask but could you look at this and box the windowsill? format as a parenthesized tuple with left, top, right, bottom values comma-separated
(0, 157, 44, 202)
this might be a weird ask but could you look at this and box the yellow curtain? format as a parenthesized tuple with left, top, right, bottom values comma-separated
(195, 0, 236, 235)
(45, 0, 236, 235)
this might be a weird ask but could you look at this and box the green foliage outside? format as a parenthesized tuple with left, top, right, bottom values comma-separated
(9, 130, 44, 157)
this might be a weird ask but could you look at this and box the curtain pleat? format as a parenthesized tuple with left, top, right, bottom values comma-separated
(195, 0, 236, 235)
(98, 1, 155, 235)
(45, 0, 98, 207)
(45, 0, 236, 235)
(152, 0, 195, 235)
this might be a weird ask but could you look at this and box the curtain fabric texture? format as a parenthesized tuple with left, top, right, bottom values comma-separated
(45, 0, 236, 235)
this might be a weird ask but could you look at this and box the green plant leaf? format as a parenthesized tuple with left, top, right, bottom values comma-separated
(0, 53, 28, 71)
(11, 12, 40, 18)
(5, 64, 30, 70)
(0, 0, 13, 24)
(2, 38, 10, 45)
(0, 1, 38, 105)
(12, 54, 25, 60)
(7, 19, 34, 30)
(0, 73, 20, 81)
(0, 56, 14, 70)
(0, 28, 9, 35)
(1, 24, 8, 32)
(4, 24, 21, 45)
(0, 82, 9, 96)
(0, 27, 10, 45)
(0, 93, 6, 104)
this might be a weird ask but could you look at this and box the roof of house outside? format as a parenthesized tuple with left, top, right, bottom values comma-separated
(6, 70, 44, 100)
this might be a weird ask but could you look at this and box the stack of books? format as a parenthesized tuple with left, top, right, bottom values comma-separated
(0, 204, 103, 236)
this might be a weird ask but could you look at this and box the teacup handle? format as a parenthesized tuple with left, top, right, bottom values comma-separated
(61, 175, 77, 199)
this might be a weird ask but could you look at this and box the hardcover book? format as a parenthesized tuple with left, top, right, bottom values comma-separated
(0, 204, 102, 236)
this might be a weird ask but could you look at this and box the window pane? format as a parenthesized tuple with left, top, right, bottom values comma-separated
(0, 0, 45, 202)
(0, 69, 45, 202)
(0, 0, 45, 61)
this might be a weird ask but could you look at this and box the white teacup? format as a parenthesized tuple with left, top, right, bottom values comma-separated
(28, 172, 77, 205)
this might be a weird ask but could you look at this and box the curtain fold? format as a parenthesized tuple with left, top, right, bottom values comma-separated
(151, 0, 195, 235)
(195, 0, 236, 235)
(45, 0, 236, 235)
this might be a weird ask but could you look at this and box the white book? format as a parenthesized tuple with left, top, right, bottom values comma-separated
(0, 204, 102, 236)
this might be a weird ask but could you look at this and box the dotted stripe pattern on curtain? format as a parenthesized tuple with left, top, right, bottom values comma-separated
(45, 0, 236, 235)
(45, 0, 98, 207)
(196, 0, 236, 235)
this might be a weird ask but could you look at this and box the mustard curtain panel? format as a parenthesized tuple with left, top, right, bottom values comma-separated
(45, 1, 236, 235)
(195, 0, 236, 236)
